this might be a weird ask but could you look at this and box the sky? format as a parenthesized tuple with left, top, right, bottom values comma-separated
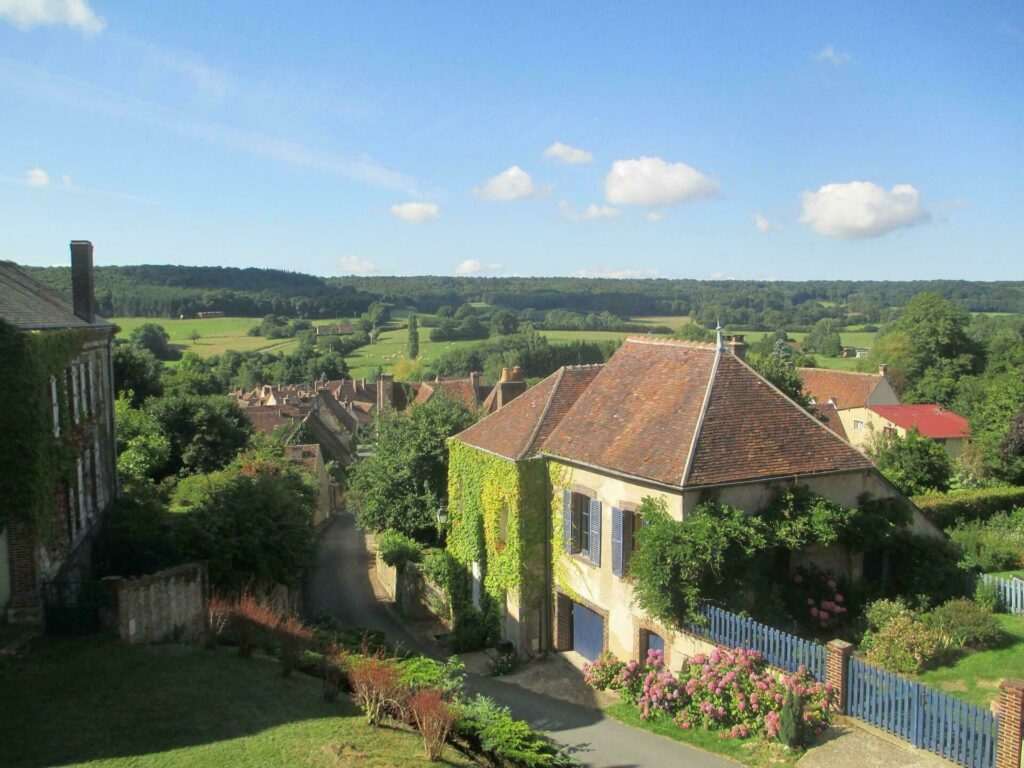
(1, 1, 1022, 280)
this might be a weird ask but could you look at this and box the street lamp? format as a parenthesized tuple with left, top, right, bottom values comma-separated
(435, 504, 448, 526)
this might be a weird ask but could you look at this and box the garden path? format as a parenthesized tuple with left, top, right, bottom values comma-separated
(307, 512, 736, 768)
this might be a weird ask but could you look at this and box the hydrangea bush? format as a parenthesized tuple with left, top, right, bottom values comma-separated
(584, 646, 834, 745)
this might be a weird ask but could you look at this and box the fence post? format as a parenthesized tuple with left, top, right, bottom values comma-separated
(826, 639, 854, 714)
(996, 680, 1024, 768)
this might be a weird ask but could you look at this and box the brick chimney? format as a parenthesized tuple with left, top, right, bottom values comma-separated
(494, 366, 527, 410)
(377, 374, 395, 410)
(70, 240, 95, 323)
(725, 334, 747, 361)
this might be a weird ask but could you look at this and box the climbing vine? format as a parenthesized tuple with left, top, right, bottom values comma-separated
(0, 320, 85, 537)
(446, 440, 547, 640)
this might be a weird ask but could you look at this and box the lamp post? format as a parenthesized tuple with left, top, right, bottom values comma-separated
(435, 504, 448, 543)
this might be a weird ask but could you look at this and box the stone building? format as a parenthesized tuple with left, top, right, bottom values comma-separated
(0, 242, 118, 624)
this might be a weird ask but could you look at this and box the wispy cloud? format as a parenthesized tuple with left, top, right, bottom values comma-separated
(0, 0, 104, 34)
(0, 56, 420, 195)
(559, 201, 619, 221)
(572, 267, 662, 279)
(455, 259, 503, 276)
(813, 44, 852, 65)
(337, 256, 380, 275)
(752, 212, 776, 234)
(475, 165, 548, 200)
(390, 202, 439, 223)
(25, 167, 50, 187)
(544, 141, 593, 165)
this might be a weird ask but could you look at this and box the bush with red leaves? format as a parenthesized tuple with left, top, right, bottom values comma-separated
(407, 687, 455, 761)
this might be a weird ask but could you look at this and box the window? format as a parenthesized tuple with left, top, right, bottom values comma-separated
(629, 510, 642, 559)
(853, 419, 865, 430)
(50, 376, 60, 437)
(572, 492, 591, 554)
(883, 426, 898, 439)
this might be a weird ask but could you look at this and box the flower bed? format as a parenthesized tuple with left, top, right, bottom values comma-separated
(584, 647, 834, 748)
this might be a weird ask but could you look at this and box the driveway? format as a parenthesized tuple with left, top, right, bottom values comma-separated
(307, 513, 735, 768)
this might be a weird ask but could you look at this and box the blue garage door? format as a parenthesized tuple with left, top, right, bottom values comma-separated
(572, 602, 604, 661)
(643, 631, 665, 657)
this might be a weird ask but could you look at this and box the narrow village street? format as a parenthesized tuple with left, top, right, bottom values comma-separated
(307, 512, 736, 768)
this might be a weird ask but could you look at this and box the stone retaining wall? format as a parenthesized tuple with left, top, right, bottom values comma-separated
(113, 562, 208, 644)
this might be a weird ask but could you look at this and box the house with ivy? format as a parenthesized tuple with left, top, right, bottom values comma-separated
(445, 334, 942, 662)
(0, 242, 118, 625)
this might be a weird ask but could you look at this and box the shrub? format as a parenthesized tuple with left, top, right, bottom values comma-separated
(582, 651, 625, 691)
(777, 689, 806, 749)
(975, 580, 1002, 613)
(864, 615, 944, 674)
(231, 592, 282, 658)
(407, 688, 455, 761)
(638, 651, 683, 720)
(884, 532, 968, 608)
(925, 599, 1003, 651)
(422, 547, 453, 590)
(863, 598, 913, 631)
(206, 594, 233, 647)
(349, 652, 405, 726)
(398, 655, 465, 695)
(490, 651, 521, 677)
(788, 568, 850, 634)
(377, 529, 423, 571)
(950, 522, 1023, 572)
(614, 657, 648, 706)
(453, 695, 577, 768)
(277, 615, 315, 677)
(320, 645, 350, 702)
(913, 487, 1024, 528)
(449, 607, 491, 652)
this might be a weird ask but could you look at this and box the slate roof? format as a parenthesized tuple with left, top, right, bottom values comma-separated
(797, 368, 886, 411)
(0, 260, 113, 330)
(455, 336, 872, 488)
(867, 404, 970, 439)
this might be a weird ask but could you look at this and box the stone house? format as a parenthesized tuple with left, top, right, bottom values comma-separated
(447, 335, 941, 662)
(283, 443, 338, 525)
(0, 242, 118, 625)
(798, 366, 900, 450)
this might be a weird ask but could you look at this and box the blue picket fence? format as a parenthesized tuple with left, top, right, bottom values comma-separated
(688, 605, 826, 682)
(980, 573, 1024, 614)
(847, 657, 999, 768)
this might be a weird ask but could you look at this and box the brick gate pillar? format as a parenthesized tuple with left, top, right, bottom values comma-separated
(996, 680, 1024, 768)
(552, 591, 572, 651)
(825, 639, 853, 714)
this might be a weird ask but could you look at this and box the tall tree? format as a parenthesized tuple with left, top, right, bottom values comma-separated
(407, 313, 420, 360)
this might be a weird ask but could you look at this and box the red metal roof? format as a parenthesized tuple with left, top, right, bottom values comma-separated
(867, 404, 970, 439)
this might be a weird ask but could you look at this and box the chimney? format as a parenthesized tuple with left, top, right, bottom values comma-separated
(499, 367, 510, 383)
(469, 371, 481, 390)
(70, 240, 95, 323)
(725, 334, 747, 361)
(878, 364, 888, 376)
(377, 374, 395, 410)
(495, 367, 527, 410)
(511, 365, 522, 380)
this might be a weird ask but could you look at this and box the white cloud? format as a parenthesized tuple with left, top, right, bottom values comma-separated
(813, 45, 851, 65)
(390, 202, 439, 223)
(559, 201, 619, 221)
(645, 211, 664, 222)
(604, 156, 719, 207)
(475, 165, 547, 200)
(455, 259, 502, 276)
(753, 212, 775, 233)
(572, 267, 662, 279)
(544, 141, 593, 165)
(61, 173, 71, 186)
(25, 167, 50, 187)
(0, 0, 105, 33)
(800, 181, 930, 240)
(337, 255, 380, 275)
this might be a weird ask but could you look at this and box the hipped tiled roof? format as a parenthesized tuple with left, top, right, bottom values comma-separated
(455, 336, 872, 487)
(798, 368, 886, 411)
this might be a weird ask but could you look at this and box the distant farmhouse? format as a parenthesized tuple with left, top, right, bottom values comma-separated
(799, 366, 970, 458)
(0, 242, 117, 625)
(447, 335, 941, 661)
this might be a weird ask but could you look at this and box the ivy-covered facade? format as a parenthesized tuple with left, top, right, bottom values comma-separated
(0, 243, 118, 624)
(446, 336, 944, 660)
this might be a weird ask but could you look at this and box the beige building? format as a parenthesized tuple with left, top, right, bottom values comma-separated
(860, 404, 971, 459)
(449, 336, 941, 662)
(798, 366, 900, 451)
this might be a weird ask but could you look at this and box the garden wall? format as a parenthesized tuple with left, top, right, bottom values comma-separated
(374, 552, 450, 626)
(113, 562, 208, 644)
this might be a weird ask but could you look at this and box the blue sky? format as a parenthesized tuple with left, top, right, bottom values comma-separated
(1, 1, 1022, 280)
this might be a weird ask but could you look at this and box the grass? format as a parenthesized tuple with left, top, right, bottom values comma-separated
(991, 569, 1024, 580)
(0, 636, 471, 768)
(629, 315, 694, 330)
(603, 700, 800, 767)
(346, 323, 483, 381)
(915, 613, 1024, 706)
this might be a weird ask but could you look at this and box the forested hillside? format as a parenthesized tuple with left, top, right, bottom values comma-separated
(27, 265, 1024, 326)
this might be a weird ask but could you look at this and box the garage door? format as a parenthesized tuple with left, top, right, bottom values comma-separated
(572, 602, 604, 661)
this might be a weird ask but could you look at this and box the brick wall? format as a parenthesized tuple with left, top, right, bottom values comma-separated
(997, 680, 1024, 768)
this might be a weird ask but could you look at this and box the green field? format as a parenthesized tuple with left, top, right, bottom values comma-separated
(112, 317, 325, 357)
(0, 636, 470, 768)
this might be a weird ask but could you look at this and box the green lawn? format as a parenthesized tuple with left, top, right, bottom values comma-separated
(629, 315, 694, 330)
(916, 613, 1024, 706)
(603, 700, 800, 767)
(112, 316, 314, 358)
(991, 569, 1024, 580)
(0, 636, 471, 768)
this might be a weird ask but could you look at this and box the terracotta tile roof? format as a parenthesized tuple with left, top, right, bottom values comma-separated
(456, 336, 873, 487)
(243, 405, 305, 435)
(0, 260, 114, 330)
(797, 368, 885, 411)
(810, 401, 850, 442)
(686, 354, 872, 486)
(452, 366, 600, 460)
(867, 404, 970, 439)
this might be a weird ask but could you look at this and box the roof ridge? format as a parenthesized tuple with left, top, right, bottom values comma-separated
(624, 335, 717, 350)
(680, 341, 723, 486)
(798, 367, 881, 378)
(519, 366, 566, 460)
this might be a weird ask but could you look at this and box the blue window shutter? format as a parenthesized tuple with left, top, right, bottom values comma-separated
(562, 489, 573, 553)
(611, 507, 624, 577)
(589, 499, 602, 567)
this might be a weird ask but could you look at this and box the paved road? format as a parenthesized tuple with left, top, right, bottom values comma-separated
(307, 513, 735, 768)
